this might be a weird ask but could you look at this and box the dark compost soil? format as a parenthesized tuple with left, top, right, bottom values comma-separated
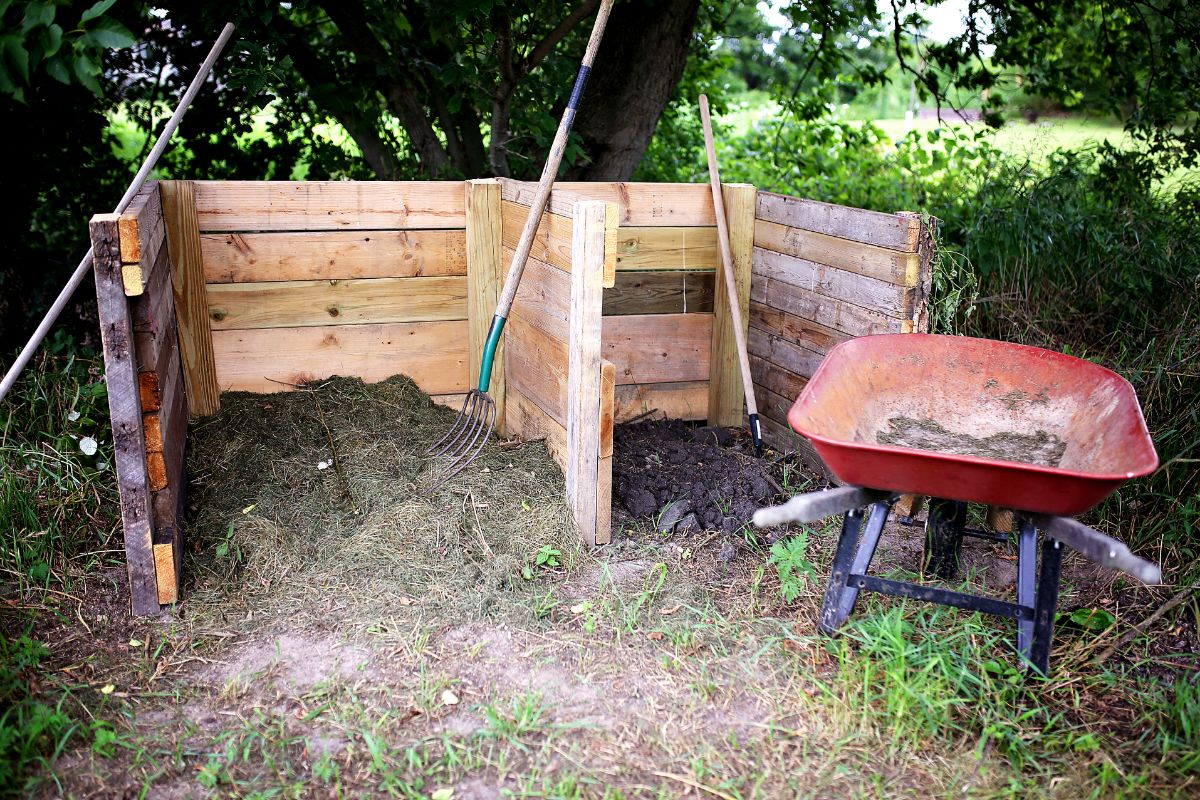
(611, 419, 794, 537)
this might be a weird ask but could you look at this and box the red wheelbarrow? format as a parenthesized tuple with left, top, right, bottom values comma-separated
(754, 334, 1160, 675)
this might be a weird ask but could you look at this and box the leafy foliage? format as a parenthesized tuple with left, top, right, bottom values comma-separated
(768, 531, 817, 603)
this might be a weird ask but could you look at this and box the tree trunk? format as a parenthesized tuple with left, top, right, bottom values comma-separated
(565, 0, 700, 181)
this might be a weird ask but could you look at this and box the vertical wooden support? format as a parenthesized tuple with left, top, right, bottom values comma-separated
(160, 180, 220, 416)
(90, 214, 160, 615)
(467, 179, 506, 431)
(566, 201, 607, 546)
(899, 211, 936, 333)
(596, 360, 616, 545)
(708, 183, 755, 426)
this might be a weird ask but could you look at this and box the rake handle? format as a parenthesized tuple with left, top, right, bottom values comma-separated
(699, 93, 763, 454)
(478, 0, 614, 393)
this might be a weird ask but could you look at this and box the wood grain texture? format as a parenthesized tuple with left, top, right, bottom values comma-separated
(754, 218, 919, 285)
(602, 313, 712, 385)
(498, 178, 590, 218)
(466, 179, 504, 428)
(201, 229, 467, 283)
(505, 180, 717, 226)
(153, 539, 178, 605)
(614, 381, 708, 422)
(748, 353, 808, 406)
(748, 300, 850, 355)
(501, 200, 574, 271)
(119, 181, 166, 296)
(145, 354, 185, 493)
(602, 271, 714, 316)
(160, 180, 220, 416)
(205, 276, 468, 330)
(566, 201, 606, 548)
(89, 214, 159, 615)
(615, 226, 718, 271)
(747, 325, 825, 379)
(757, 412, 823, 471)
(596, 454, 612, 546)
(756, 191, 921, 252)
(211, 321, 469, 395)
(193, 181, 467, 231)
(749, 272, 904, 338)
(904, 212, 936, 333)
(504, 315, 568, 427)
(506, 250, 571, 341)
(600, 360, 615, 459)
(134, 306, 178, 388)
(131, 245, 172, 338)
(709, 183, 755, 427)
(506, 387, 567, 471)
(753, 246, 913, 319)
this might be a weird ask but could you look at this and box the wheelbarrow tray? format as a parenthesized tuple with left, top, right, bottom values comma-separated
(787, 334, 1158, 516)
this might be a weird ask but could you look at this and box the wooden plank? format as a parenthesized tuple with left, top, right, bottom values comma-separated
(431, 392, 468, 410)
(748, 300, 850, 355)
(153, 540, 178, 605)
(200, 229, 467, 283)
(131, 245, 172, 337)
(205, 276, 468, 330)
(466, 179, 504, 430)
(505, 315, 569, 427)
(756, 191, 921, 252)
(754, 218, 919, 286)
(602, 313, 711, 385)
(903, 212, 936, 333)
(506, 387, 567, 471)
(145, 358, 185, 492)
(757, 412, 823, 471)
(566, 201, 606, 548)
(748, 354, 808, 405)
(748, 325, 825, 380)
(89, 213, 159, 615)
(504, 180, 717, 226)
(161, 180, 220, 417)
(749, 272, 904, 338)
(600, 360, 615, 459)
(753, 246, 913, 319)
(506, 249, 571, 341)
(596, 454, 612, 546)
(602, 271, 714, 316)
(602, 203, 618, 289)
(709, 183, 755, 427)
(210, 321, 469, 395)
(119, 182, 166, 296)
(501, 200, 574, 271)
(614, 381, 708, 422)
(615, 226, 718, 271)
(497, 178, 591, 218)
(193, 181, 467, 231)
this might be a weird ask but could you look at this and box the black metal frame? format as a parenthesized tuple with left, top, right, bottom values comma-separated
(818, 499, 1065, 675)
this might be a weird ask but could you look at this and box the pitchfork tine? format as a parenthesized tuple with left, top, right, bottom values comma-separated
(425, 396, 495, 491)
(426, 391, 478, 459)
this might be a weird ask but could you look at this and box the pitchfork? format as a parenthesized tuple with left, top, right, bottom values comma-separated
(425, 0, 614, 488)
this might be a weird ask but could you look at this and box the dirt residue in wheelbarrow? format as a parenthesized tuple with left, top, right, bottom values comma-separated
(183, 375, 575, 630)
(876, 416, 1067, 467)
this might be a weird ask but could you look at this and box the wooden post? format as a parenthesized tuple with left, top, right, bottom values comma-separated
(898, 211, 936, 333)
(467, 179, 505, 431)
(160, 180, 220, 416)
(90, 214, 160, 615)
(566, 201, 607, 546)
(708, 183, 755, 426)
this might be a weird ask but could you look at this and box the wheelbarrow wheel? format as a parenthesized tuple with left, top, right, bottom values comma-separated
(923, 498, 966, 580)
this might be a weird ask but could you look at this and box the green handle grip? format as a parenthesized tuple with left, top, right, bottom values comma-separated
(477, 315, 505, 393)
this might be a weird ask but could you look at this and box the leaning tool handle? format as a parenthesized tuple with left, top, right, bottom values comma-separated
(753, 486, 891, 527)
(0, 22, 237, 405)
(477, 0, 615, 394)
(698, 94, 763, 455)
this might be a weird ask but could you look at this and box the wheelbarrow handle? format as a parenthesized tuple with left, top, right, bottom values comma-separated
(753, 486, 890, 527)
(1024, 513, 1162, 585)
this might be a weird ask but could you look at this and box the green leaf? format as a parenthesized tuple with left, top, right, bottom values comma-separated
(6, 37, 30, 83)
(41, 23, 63, 58)
(21, 3, 55, 32)
(80, 0, 118, 23)
(215, 541, 229, 558)
(72, 53, 101, 94)
(85, 17, 137, 50)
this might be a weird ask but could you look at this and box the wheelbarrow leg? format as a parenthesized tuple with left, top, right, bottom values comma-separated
(834, 500, 891, 624)
(1028, 537, 1064, 676)
(1015, 519, 1037, 660)
(819, 508, 864, 633)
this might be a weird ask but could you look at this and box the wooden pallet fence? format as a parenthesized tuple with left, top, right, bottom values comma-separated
(748, 192, 935, 457)
(193, 181, 471, 403)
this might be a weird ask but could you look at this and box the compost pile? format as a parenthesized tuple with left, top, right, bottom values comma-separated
(612, 419, 784, 537)
(184, 375, 574, 627)
(876, 416, 1068, 467)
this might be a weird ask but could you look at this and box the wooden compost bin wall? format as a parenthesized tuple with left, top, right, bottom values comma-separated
(90, 181, 199, 615)
(194, 181, 470, 402)
(747, 192, 935, 456)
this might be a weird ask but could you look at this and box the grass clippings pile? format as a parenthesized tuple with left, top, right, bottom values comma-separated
(183, 375, 576, 629)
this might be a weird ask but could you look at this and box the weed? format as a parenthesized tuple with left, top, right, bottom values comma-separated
(768, 531, 818, 603)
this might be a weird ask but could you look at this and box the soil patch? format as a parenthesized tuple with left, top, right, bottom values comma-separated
(182, 375, 575, 631)
(612, 419, 789, 536)
(877, 415, 1067, 466)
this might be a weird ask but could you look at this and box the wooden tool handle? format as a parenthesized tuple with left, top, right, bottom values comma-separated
(493, 0, 614, 319)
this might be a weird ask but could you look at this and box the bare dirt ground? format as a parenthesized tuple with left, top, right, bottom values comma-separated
(16, 420, 1199, 799)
